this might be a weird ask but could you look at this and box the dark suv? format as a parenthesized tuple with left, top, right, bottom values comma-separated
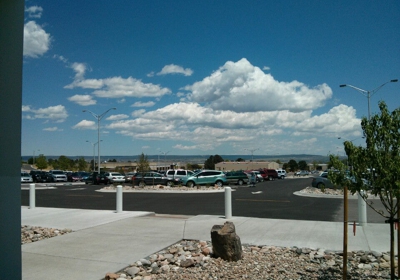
(132, 171, 181, 187)
(84, 172, 109, 185)
(29, 170, 49, 183)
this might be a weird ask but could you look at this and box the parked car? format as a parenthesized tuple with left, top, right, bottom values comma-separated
(295, 170, 309, 177)
(48, 170, 68, 182)
(21, 172, 33, 183)
(181, 170, 227, 188)
(29, 170, 48, 183)
(104, 172, 125, 183)
(276, 169, 287, 179)
(132, 171, 180, 187)
(67, 172, 83, 182)
(125, 172, 136, 182)
(262, 169, 279, 181)
(244, 171, 263, 182)
(225, 171, 249, 185)
(166, 169, 194, 180)
(84, 172, 109, 185)
(311, 172, 334, 189)
(79, 172, 90, 181)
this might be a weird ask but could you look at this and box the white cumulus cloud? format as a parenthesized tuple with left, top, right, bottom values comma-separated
(106, 114, 129, 121)
(183, 58, 332, 113)
(25, 6, 43, 18)
(131, 101, 155, 107)
(68, 95, 96, 106)
(23, 21, 51, 58)
(22, 105, 68, 122)
(157, 64, 193, 76)
(72, 120, 96, 130)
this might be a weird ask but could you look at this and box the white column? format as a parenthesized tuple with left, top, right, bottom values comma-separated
(358, 190, 367, 226)
(225, 187, 232, 219)
(116, 185, 123, 213)
(29, 184, 36, 209)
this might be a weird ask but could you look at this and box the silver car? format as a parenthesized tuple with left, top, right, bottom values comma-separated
(311, 172, 334, 188)
(104, 172, 125, 183)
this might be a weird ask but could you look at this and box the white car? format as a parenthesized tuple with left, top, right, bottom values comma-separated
(21, 172, 33, 183)
(105, 172, 125, 183)
(48, 170, 68, 182)
(276, 169, 287, 179)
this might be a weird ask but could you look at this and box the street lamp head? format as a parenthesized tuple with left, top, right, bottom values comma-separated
(339, 84, 347, 88)
(390, 79, 398, 83)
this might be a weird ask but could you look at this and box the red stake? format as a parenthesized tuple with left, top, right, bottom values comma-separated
(353, 221, 356, 236)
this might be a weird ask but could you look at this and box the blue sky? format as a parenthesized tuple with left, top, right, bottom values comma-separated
(22, 0, 399, 158)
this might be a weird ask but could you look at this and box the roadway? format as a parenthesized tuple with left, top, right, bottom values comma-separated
(21, 178, 386, 223)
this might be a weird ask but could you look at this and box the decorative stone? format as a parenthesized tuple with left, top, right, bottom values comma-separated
(211, 221, 243, 261)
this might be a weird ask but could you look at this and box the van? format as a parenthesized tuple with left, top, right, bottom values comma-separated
(166, 169, 194, 179)
(276, 169, 286, 179)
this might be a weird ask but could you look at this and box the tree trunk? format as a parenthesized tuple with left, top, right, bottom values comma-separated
(390, 219, 395, 280)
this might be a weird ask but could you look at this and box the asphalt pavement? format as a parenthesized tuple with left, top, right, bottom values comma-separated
(22, 195, 393, 280)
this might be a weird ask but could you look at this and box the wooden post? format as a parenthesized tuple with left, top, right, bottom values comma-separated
(343, 185, 348, 279)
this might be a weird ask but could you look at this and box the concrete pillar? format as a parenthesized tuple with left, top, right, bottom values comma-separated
(29, 184, 36, 209)
(116, 185, 123, 213)
(358, 190, 367, 226)
(224, 187, 232, 219)
(0, 0, 24, 278)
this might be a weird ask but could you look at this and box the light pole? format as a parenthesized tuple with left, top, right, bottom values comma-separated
(83, 108, 116, 173)
(86, 140, 102, 172)
(161, 151, 170, 169)
(32, 149, 40, 166)
(340, 79, 397, 119)
(244, 148, 259, 162)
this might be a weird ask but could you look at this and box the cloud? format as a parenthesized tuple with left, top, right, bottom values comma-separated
(131, 101, 155, 108)
(22, 105, 31, 112)
(263, 66, 270, 71)
(295, 104, 361, 135)
(25, 6, 43, 18)
(65, 64, 171, 98)
(67, 95, 96, 106)
(183, 58, 332, 113)
(131, 109, 146, 117)
(43, 127, 63, 132)
(23, 21, 51, 58)
(72, 120, 96, 130)
(173, 144, 201, 150)
(106, 114, 129, 121)
(157, 64, 193, 76)
(22, 105, 68, 121)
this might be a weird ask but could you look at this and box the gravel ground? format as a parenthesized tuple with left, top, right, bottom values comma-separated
(22, 186, 395, 280)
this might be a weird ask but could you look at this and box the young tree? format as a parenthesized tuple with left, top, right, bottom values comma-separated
(298, 160, 308, 170)
(287, 159, 298, 172)
(77, 157, 87, 171)
(35, 154, 48, 170)
(204, 154, 224, 170)
(330, 101, 400, 279)
(137, 153, 150, 173)
(58, 155, 73, 170)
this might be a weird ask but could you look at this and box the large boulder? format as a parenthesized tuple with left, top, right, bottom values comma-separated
(211, 221, 242, 261)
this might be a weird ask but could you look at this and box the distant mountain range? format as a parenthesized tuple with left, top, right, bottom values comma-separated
(22, 154, 335, 164)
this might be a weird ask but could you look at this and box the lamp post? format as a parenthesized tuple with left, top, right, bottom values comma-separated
(160, 151, 170, 170)
(83, 108, 116, 173)
(340, 79, 398, 119)
(32, 149, 40, 166)
(86, 140, 102, 172)
(244, 148, 259, 162)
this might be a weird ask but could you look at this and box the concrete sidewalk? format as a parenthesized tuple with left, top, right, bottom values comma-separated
(22, 207, 393, 280)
